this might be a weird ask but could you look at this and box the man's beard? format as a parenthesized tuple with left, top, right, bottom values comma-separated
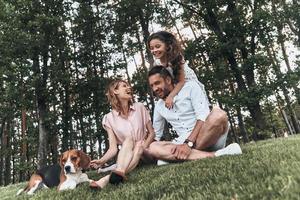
(155, 88, 170, 99)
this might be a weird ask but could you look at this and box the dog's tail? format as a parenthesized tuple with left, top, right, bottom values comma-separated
(16, 184, 29, 196)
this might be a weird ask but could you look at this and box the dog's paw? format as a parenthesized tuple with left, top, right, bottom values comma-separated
(58, 180, 77, 191)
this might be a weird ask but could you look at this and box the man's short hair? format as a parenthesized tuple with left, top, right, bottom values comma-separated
(148, 65, 173, 81)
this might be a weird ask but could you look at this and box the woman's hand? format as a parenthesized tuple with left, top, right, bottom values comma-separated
(90, 159, 103, 169)
(140, 140, 148, 150)
(165, 95, 174, 109)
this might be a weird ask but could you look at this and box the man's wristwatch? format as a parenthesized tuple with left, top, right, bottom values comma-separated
(184, 139, 195, 148)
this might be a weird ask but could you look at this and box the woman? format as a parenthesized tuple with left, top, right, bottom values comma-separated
(90, 79, 155, 189)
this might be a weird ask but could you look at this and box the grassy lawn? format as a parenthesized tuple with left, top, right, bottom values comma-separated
(1, 135, 300, 200)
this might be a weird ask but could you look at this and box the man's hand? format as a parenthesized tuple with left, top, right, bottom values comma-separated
(171, 144, 192, 160)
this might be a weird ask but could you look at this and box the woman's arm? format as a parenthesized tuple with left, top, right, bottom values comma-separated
(90, 127, 118, 168)
(143, 121, 155, 148)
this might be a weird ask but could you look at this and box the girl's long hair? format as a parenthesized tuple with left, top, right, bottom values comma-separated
(147, 31, 184, 80)
(105, 79, 133, 114)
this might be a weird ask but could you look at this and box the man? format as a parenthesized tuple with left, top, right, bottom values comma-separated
(147, 65, 242, 163)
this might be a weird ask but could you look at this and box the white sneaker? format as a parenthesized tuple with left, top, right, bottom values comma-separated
(97, 164, 117, 173)
(215, 143, 242, 157)
(157, 160, 169, 166)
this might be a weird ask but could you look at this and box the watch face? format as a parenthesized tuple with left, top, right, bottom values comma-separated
(187, 141, 193, 147)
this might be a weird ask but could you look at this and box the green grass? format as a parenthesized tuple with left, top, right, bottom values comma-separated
(1, 135, 300, 200)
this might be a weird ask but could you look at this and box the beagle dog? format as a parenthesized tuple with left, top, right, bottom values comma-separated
(17, 149, 91, 195)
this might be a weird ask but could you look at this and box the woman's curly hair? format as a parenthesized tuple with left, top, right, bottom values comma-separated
(147, 31, 184, 80)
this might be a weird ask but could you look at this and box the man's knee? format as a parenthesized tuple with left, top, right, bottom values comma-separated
(211, 107, 228, 124)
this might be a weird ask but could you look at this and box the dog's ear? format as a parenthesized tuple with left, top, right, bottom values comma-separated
(78, 150, 91, 169)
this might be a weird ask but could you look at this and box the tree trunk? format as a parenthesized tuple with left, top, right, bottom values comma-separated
(62, 76, 72, 150)
(226, 108, 239, 143)
(37, 101, 49, 168)
(229, 80, 248, 142)
(236, 106, 248, 142)
(12, 154, 15, 183)
(187, 20, 199, 40)
(92, 69, 103, 160)
(48, 103, 58, 164)
(282, 88, 300, 133)
(280, 106, 294, 135)
(3, 120, 11, 185)
(20, 108, 27, 182)
(79, 112, 87, 153)
(32, 46, 49, 168)
(0, 118, 6, 185)
(138, 10, 153, 67)
(135, 29, 147, 68)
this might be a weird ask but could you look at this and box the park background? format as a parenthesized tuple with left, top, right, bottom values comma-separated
(0, 0, 299, 187)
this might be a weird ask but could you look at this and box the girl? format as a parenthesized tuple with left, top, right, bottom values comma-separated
(147, 31, 209, 109)
(89, 79, 155, 189)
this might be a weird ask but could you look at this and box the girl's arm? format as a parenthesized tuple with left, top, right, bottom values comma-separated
(90, 127, 118, 167)
(165, 64, 185, 108)
(143, 121, 155, 148)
